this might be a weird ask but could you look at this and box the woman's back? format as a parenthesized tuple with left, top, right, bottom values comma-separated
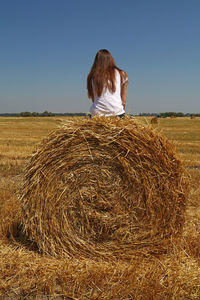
(87, 49, 128, 117)
(90, 69, 125, 116)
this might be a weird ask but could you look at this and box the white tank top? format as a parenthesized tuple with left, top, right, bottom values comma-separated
(89, 69, 127, 117)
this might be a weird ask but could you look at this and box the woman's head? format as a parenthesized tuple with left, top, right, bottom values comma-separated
(92, 49, 116, 71)
(87, 49, 118, 99)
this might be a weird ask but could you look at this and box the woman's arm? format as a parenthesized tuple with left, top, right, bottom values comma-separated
(121, 83, 128, 108)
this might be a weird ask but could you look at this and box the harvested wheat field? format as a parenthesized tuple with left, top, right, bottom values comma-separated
(0, 116, 200, 299)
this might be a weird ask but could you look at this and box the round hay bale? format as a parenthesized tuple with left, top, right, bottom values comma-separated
(150, 117, 158, 125)
(20, 117, 187, 258)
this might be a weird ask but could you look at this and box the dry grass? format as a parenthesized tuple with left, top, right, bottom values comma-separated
(0, 116, 200, 299)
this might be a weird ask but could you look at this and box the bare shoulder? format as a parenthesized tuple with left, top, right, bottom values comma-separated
(120, 70, 128, 85)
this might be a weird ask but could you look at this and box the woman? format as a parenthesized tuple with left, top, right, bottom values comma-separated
(87, 49, 128, 117)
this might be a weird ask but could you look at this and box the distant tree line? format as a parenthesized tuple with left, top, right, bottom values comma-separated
(160, 112, 184, 117)
(0, 111, 199, 117)
(19, 111, 87, 117)
(55, 112, 86, 117)
(139, 112, 200, 118)
(0, 111, 87, 117)
(19, 111, 55, 117)
(15, 111, 87, 117)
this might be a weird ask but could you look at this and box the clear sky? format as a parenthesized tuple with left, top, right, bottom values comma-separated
(0, 0, 199, 114)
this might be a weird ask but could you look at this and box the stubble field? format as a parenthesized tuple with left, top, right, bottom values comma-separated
(0, 116, 200, 299)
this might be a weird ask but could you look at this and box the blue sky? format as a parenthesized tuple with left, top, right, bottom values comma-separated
(0, 0, 199, 114)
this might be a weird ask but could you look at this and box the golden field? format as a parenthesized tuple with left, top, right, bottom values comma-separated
(0, 116, 200, 299)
